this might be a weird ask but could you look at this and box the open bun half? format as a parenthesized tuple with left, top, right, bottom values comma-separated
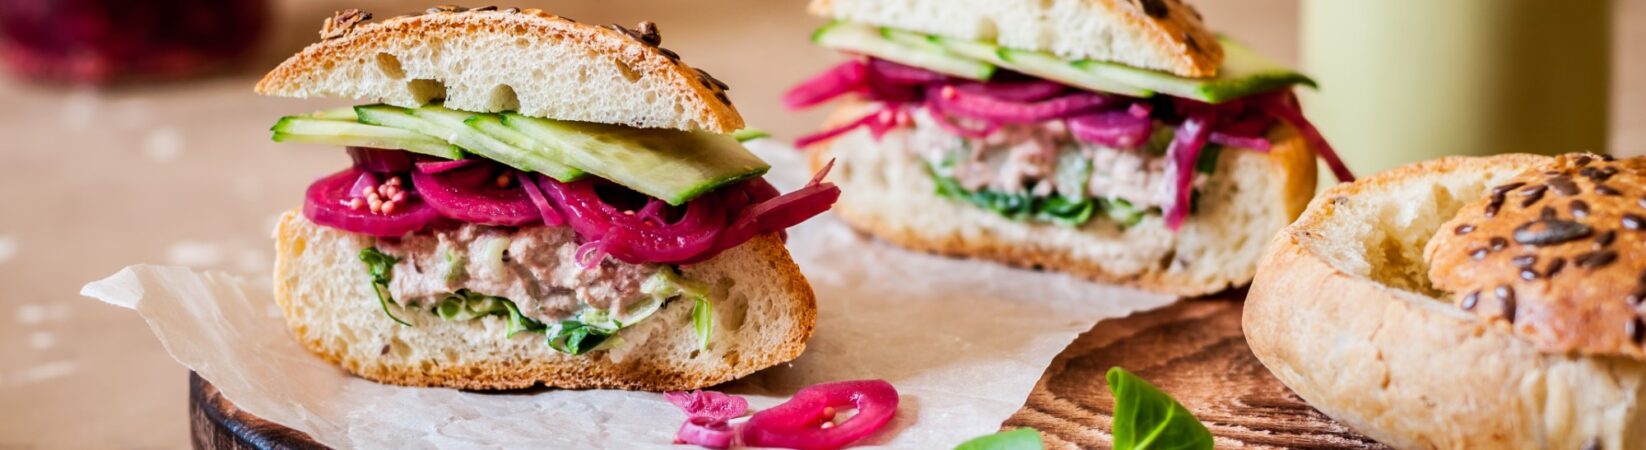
(1245, 154, 1646, 449)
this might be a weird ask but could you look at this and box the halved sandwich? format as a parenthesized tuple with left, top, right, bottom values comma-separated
(788, 0, 1353, 296)
(256, 7, 836, 391)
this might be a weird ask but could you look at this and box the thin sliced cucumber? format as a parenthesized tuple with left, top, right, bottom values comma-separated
(500, 113, 769, 205)
(813, 21, 995, 80)
(270, 116, 462, 159)
(355, 105, 584, 181)
(996, 48, 1154, 97)
(1073, 37, 1315, 103)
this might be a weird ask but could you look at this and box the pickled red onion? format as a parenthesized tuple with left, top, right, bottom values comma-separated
(1256, 91, 1355, 182)
(865, 58, 949, 85)
(1067, 111, 1152, 149)
(951, 79, 1065, 102)
(348, 147, 414, 173)
(518, 173, 564, 226)
(927, 84, 1117, 124)
(794, 108, 903, 148)
(676, 417, 736, 449)
(409, 165, 538, 226)
(1208, 132, 1271, 152)
(740, 379, 900, 450)
(415, 158, 479, 174)
(666, 390, 750, 422)
(784, 60, 867, 110)
(1164, 115, 1213, 230)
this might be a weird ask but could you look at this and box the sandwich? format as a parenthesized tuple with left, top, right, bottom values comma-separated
(1246, 153, 1646, 448)
(255, 7, 836, 391)
(786, 0, 1353, 295)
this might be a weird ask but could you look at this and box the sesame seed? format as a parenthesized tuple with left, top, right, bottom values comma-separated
(1511, 255, 1538, 267)
(1595, 184, 1621, 196)
(1546, 257, 1567, 277)
(1629, 318, 1645, 344)
(1460, 291, 1480, 311)
(1455, 224, 1475, 235)
(1624, 214, 1644, 230)
(1571, 200, 1591, 218)
(1489, 236, 1508, 251)
(1497, 285, 1517, 323)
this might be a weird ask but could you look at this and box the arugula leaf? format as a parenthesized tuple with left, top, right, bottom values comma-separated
(1107, 367, 1212, 450)
(954, 428, 1043, 450)
(1195, 145, 1222, 175)
(359, 247, 410, 326)
(547, 320, 614, 355)
(431, 290, 546, 336)
(691, 297, 712, 351)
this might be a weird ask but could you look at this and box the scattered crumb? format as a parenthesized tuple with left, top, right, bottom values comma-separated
(0, 234, 15, 264)
(237, 249, 270, 274)
(16, 304, 45, 325)
(28, 332, 55, 350)
(142, 127, 184, 162)
(6, 360, 79, 385)
(58, 89, 98, 130)
(165, 241, 225, 267)
(234, 176, 261, 200)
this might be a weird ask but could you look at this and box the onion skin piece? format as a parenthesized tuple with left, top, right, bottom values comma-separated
(740, 379, 900, 450)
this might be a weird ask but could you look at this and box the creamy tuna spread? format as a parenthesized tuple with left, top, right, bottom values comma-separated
(905, 107, 1202, 215)
(375, 224, 663, 325)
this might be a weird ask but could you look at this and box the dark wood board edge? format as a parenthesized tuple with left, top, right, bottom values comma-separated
(189, 372, 328, 450)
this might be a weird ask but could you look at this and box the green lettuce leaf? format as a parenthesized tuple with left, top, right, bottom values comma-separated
(359, 247, 410, 326)
(954, 428, 1043, 450)
(1107, 367, 1212, 450)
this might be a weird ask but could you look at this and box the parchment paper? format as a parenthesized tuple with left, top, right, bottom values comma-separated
(80, 141, 1175, 449)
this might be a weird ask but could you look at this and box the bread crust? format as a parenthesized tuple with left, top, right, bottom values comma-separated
(273, 211, 815, 391)
(1425, 154, 1646, 360)
(1246, 155, 1646, 449)
(255, 7, 743, 133)
(807, 0, 1223, 77)
(808, 100, 1316, 296)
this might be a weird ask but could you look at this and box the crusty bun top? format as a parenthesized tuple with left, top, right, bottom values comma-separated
(807, 0, 1223, 78)
(256, 6, 744, 133)
(1426, 153, 1646, 359)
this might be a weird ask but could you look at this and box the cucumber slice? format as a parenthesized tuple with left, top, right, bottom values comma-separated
(500, 113, 770, 205)
(996, 48, 1154, 97)
(356, 105, 584, 181)
(309, 106, 360, 121)
(934, 37, 1007, 65)
(1073, 38, 1315, 103)
(270, 115, 462, 159)
(813, 21, 995, 80)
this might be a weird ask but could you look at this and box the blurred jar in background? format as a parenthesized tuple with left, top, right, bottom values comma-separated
(1301, 0, 1612, 176)
(0, 0, 267, 84)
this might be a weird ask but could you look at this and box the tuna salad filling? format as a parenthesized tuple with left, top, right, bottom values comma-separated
(359, 223, 713, 355)
(905, 107, 1215, 227)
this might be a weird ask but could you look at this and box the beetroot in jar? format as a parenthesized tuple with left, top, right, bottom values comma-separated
(0, 0, 267, 84)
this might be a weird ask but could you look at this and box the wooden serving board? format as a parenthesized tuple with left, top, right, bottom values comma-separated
(189, 296, 1386, 449)
(1005, 295, 1387, 449)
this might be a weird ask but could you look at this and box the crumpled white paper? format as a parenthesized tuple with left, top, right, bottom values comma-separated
(80, 142, 1174, 449)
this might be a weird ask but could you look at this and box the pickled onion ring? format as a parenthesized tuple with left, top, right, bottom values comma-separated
(740, 380, 899, 450)
(676, 417, 735, 449)
(666, 390, 750, 422)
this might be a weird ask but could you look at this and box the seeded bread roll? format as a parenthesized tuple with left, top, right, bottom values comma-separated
(1246, 154, 1646, 449)
(255, 7, 743, 133)
(1426, 154, 1646, 359)
(807, 0, 1223, 77)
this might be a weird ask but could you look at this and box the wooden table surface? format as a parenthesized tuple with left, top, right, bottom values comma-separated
(2, 0, 1643, 448)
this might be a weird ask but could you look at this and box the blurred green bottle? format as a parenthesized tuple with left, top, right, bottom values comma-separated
(1300, 0, 1612, 177)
